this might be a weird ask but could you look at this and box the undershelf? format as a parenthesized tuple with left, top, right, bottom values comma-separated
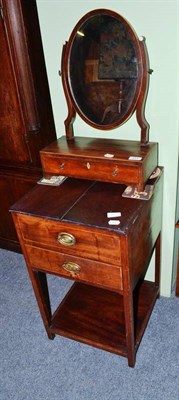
(49, 280, 159, 358)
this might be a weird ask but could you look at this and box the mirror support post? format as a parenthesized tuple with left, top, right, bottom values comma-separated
(136, 37, 150, 145)
(61, 42, 76, 139)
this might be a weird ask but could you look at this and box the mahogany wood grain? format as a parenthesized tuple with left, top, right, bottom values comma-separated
(10, 178, 93, 218)
(49, 281, 158, 361)
(30, 269, 55, 340)
(7, 5, 163, 366)
(0, 7, 29, 163)
(136, 38, 150, 144)
(61, 42, 75, 139)
(3, 0, 40, 133)
(0, 0, 56, 251)
(0, 0, 56, 167)
(17, 215, 122, 266)
(11, 172, 163, 366)
(25, 244, 123, 292)
(40, 136, 158, 190)
(0, 168, 41, 252)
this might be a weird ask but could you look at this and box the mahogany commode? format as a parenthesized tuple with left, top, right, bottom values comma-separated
(11, 170, 163, 367)
(11, 9, 163, 367)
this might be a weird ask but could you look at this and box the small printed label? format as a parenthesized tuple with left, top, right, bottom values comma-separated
(108, 220, 120, 226)
(104, 153, 114, 158)
(128, 156, 142, 161)
(107, 212, 121, 218)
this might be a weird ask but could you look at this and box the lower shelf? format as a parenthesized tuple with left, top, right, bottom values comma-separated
(50, 280, 159, 358)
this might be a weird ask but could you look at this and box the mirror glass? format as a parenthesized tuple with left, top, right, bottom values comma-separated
(68, 10, 141, 129)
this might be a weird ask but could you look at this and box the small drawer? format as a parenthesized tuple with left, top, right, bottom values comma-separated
(41, 155, 139, 185)
(25, 245, 123, 292)
(18, 215, 121, 266)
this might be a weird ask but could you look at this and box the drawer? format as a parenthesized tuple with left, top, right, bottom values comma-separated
(25, 245, 123, 291)
(41, 155, 139, 185)
(18, 215, 121, 266)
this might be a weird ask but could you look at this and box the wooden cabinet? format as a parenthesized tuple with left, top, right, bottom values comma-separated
(11, 171, 163, 366)
(0, 0, 56, 251)
(10, 8, 164, 367)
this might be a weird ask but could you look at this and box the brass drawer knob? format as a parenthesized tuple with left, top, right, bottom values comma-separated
(112, 167, 119, 177)
(57, 232, 76, 246)
(62, 262, 80, 273)
(59, 162, 65, 169)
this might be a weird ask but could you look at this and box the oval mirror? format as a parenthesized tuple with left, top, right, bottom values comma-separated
(63, 9, 144, 130)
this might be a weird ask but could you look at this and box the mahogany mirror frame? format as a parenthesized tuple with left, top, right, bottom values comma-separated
(61, 9, 151, 144)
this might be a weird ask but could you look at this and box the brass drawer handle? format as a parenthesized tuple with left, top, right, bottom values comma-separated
(62, 262, 80, 273)
(57, 232, 76, 246)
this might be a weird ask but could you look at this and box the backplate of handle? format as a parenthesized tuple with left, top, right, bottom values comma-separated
(62, 262, 80, 273)
(57, 232, 76, 246)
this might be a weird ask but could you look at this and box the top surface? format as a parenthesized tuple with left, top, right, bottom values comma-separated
(40, 136, 157, 164)
(10, 173, 162, 234)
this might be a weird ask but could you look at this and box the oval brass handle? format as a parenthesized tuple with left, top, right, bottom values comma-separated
(62, 262, 80, 273)
(57, 232, 76, 246)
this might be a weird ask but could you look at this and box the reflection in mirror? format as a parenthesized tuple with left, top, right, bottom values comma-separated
(69, 13, 139, 126)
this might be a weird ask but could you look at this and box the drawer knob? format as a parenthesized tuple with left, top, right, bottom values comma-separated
(59, 162, 65, 169)
(57, 232, 76, 246)
(62, 262, 80, 273)
(112, 167, 119, 177)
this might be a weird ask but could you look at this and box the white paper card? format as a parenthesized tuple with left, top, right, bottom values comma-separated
(104, 153, 114, 158)
(128, 156, 142, 161)
(108, 220, 120, 226)
(107, 212, 121, 218)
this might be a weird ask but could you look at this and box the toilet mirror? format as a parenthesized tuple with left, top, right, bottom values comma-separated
(61, 9, 150, 143)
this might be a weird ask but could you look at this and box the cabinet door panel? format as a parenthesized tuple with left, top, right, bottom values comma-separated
(0, 172, 40, 248)
(0, 14, 29, 162)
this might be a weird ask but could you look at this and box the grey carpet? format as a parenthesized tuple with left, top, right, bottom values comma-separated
(0, 248, 179, 400)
